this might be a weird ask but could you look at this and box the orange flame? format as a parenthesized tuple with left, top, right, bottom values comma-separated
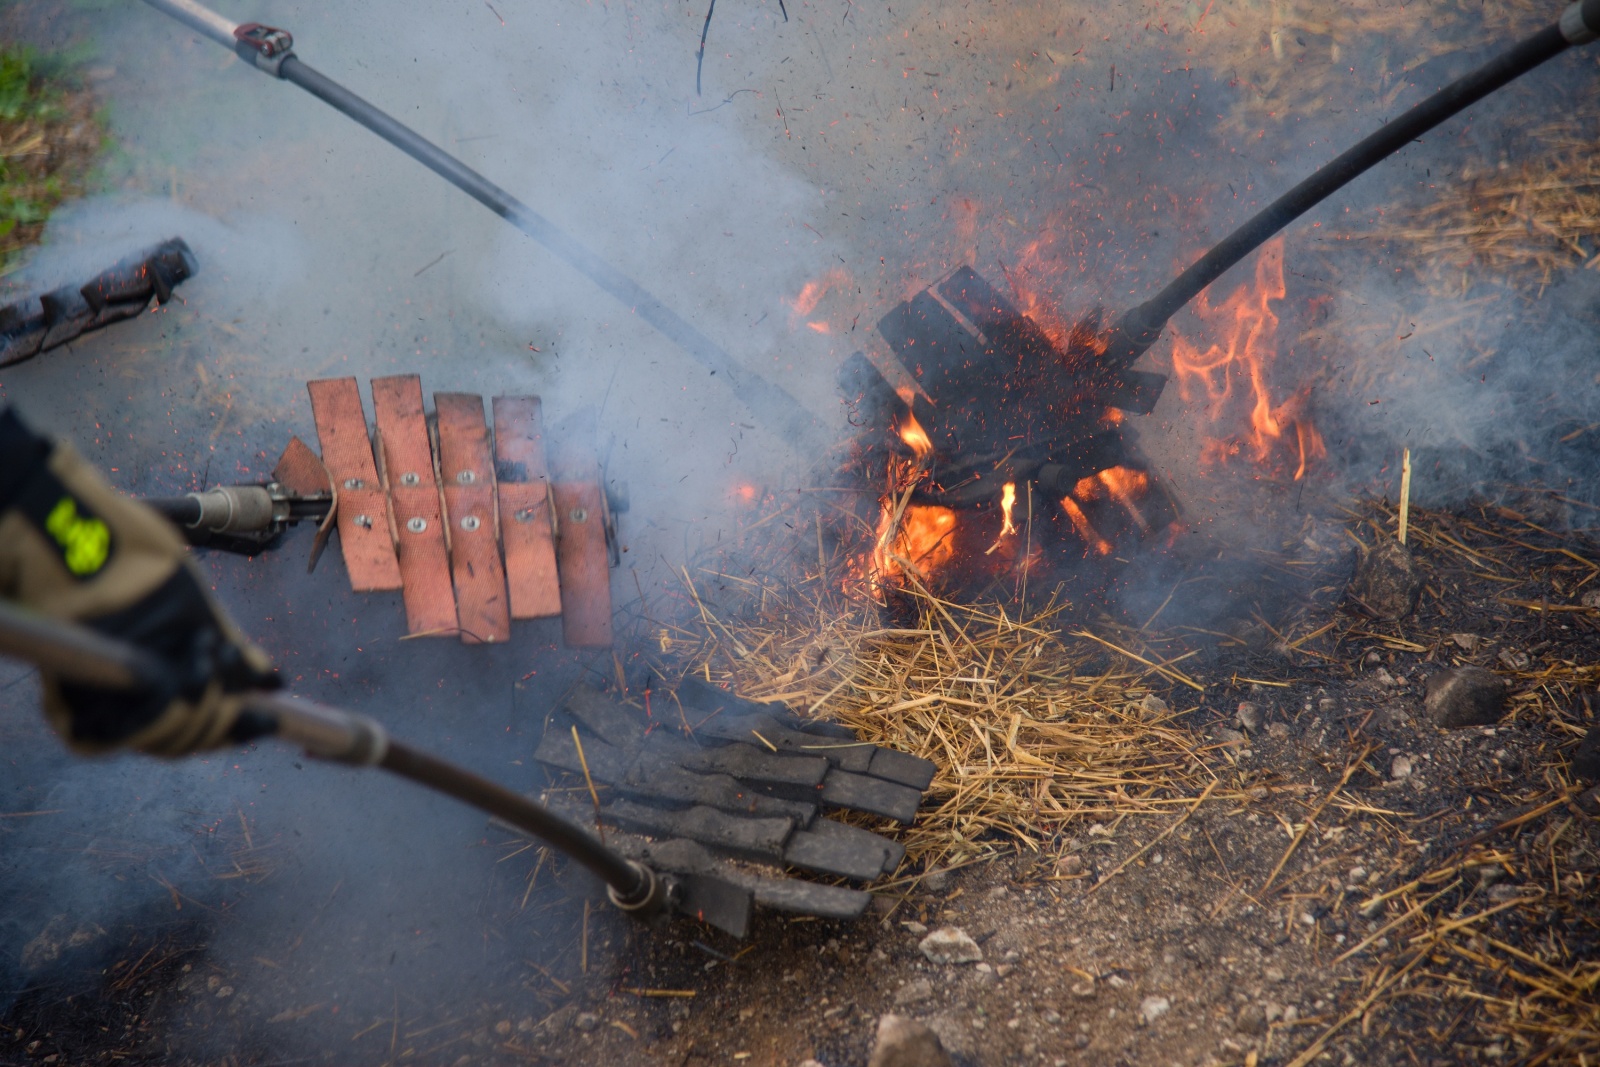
(1168, 237, 1323, 480)
(871, 501, 957, 585)
(984, 481, 1018, 556)
(790, 267, 852, 333)
(897, 410, 934, 461)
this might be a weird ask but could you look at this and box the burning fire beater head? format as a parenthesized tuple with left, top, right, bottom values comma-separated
(838, 0, 1600, 594)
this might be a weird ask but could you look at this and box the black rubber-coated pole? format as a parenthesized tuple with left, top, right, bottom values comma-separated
(1103, 4, 1599, 370)
(142, 496, 204, 526)
(378, 739, 651, 900)
(0, 603, 655, 911)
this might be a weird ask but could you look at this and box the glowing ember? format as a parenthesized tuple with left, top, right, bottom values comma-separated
(1059, 494, 1112, 556)
(790, 266, 852, 334)
(1167, 237, 1325, 480)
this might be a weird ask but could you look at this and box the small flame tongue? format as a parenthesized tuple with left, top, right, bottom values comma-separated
(1168, 236, 1324, 481)
(897, 410, 934, 460)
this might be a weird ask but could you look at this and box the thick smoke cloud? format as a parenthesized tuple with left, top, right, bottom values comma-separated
(2, 0, 1597, 1057)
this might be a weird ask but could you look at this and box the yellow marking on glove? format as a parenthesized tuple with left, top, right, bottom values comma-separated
(44, 496, 111, 576)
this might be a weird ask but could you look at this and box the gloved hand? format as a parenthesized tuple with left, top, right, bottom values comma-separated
(0, 407, 278, 756)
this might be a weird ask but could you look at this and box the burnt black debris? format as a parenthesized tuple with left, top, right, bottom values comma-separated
(531, 680, 934, 937)
(1349, 537, 1424, 621)
(0, 238, 197, 367)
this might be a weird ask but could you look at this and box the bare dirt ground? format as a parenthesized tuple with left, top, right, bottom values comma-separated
(9, 496, 1594, 1067)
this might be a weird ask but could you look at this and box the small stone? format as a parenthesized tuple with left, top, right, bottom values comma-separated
(1263, 966, 1286, 984)
(1571, 728, 1600, 782)
(1496, 648, 1531, 671)
(919, 927, 983, 966)
(1139, 996, 1171, 1025)
(215, 985, 234, 999)
(1349, 538, 1422, 619)
(1373, 667, 1398, 688)
(1424, 666, 1508, 728)
(1390, 755, 1414, 780)
(895, 978, 936, 1006)
(799, 1061, 827, 1067)
(1042, 1009, 1062, 1025)
(1138, 693, 1170, 718)
(921, 869, 952, 893)
(868, 1015, 954, 1067)
(1450, 633, 1483, 652)
(572, 1012, 601, 1034)
(902, 921, 929, 937)
(1267, 722, 1291, 741)
(1348, 865, 1368, 882)
(974, 962, 994, 974)
(985, 885, 1009, 901)
(1576, 786, 1600, 816)
(1070, 981, 1096, 999)
(1487, 884, 1526, 904)
(1581, 589, 1600, 609)
(995, 964, 1014, 978)
(1057, 853, 1085, 876)
(494, 1020, 512, 1036)
(1236, 1003, 1268, 1035)
(1235, 701, 1262, 732)
(1216, 727, 1247, 747)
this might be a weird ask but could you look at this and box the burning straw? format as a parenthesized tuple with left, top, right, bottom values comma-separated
(661, 561, 1212, 870)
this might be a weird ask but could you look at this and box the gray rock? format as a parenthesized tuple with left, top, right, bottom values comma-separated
(869, 1015, 953, 1067)
(1139, 996, 1171, 1025)
(1349, 538, 1422, 620)
(572, 1012, 601, 1034)
(924, 1015, 975, 1060)
(1266, 721, 1292, 741)
(919, 927, 982, 966)
(894, 978, 936, 1006)
(1572, 728, 1600, 782)
(1577, 785, 1600, 816)
(1216, 727, 1247, 747)
(1235, 701, 1262, 732)
(1582, 589, 1600, 609)
(1390, 755, 1414, 780)
(1138, 693, 1170, 718)
(1424, 666, 1508, 728)
(921, 869, 952, 893)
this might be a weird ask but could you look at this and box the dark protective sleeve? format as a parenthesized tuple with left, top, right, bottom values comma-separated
(0, 406, 53, 513)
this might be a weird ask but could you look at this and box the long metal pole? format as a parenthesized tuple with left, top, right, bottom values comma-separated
(137, 0, 818, 444)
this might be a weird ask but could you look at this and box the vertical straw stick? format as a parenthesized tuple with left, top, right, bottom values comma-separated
(1397, 448, 1412, 545)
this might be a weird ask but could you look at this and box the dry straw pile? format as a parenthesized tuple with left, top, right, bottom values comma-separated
(662, 566, 1211, 871)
